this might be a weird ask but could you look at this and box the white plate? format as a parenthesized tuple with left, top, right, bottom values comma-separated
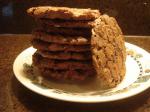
(13, 43, 150, 103)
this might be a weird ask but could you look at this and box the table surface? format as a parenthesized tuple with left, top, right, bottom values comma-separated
(0, 34, 150, 112)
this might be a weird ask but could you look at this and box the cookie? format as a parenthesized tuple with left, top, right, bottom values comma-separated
(38, 18, 95, 28)
(36, 27, 91, 37)
(32, 39, 90, 52)
(37, 50, 91, 60)
(91, 15, 126, 88)
(33, 53, 93, 70)
(36, 67, 96, 81)
(27, 6, 100, 20)
(32, 31, 90, 45)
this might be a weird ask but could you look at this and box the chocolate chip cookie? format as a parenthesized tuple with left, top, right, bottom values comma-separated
(35, 27, 91, 37)
(36, 67, 96, 81)
(32, 30, 90, 45)
(37, 50, 91, 60)
(38, 19, 95, 28)
(32, 53, 93, 70)
(27, 6, 100, 20)
(32, 39, 90, 52)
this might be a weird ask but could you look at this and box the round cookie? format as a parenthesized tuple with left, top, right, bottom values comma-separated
(32, 39, 90, 52)
(35, 27, 91, 37)
(91, 15, 126, 88)
(38, 19, 95, 28)
(27, 6, 100, 20)
(36, 67, 96, 81)
(37, 50, 91, 60)
(32, 30, 90, 45)
(33, 53, 93, 70)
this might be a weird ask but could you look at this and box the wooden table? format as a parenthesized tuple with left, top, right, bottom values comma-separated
(0, 34, 150, 112)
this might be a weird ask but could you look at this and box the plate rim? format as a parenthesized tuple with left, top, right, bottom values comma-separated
(13, 42, 150, 103)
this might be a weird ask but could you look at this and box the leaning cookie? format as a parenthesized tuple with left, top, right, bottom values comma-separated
(27, 6, 100, 20)
(91, 15, 126, 88)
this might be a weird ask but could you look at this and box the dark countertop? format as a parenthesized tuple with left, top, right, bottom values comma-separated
(0, 34, 150, 112)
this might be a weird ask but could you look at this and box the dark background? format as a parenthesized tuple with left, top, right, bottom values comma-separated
(0, 0, 150, 35)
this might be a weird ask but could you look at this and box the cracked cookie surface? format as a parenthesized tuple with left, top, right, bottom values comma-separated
(91, 15, 126, 88)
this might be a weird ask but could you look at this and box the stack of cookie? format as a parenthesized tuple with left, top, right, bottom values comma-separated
(27, 6, 126, 88)
(27, 6, 100, 81)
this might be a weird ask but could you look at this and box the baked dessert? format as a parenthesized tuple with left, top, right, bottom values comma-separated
(37, 50, 91, 60)
(27, 6, 126, 88)
(32, 39, 90, 52)
(37, 27, 91, 37)
(32, 53, 93, 70)
(27, 6, 100, 20)
(38, 19, 95, 28)
(27, 6, 99, 81)
(32, 30, 90, 45)
(37, 68, 95, 81)
(91, 15, 126, 88)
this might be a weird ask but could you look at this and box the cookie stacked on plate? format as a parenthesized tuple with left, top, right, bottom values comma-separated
(27, 6, 100, 81)
(27, 6, 126, 88)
